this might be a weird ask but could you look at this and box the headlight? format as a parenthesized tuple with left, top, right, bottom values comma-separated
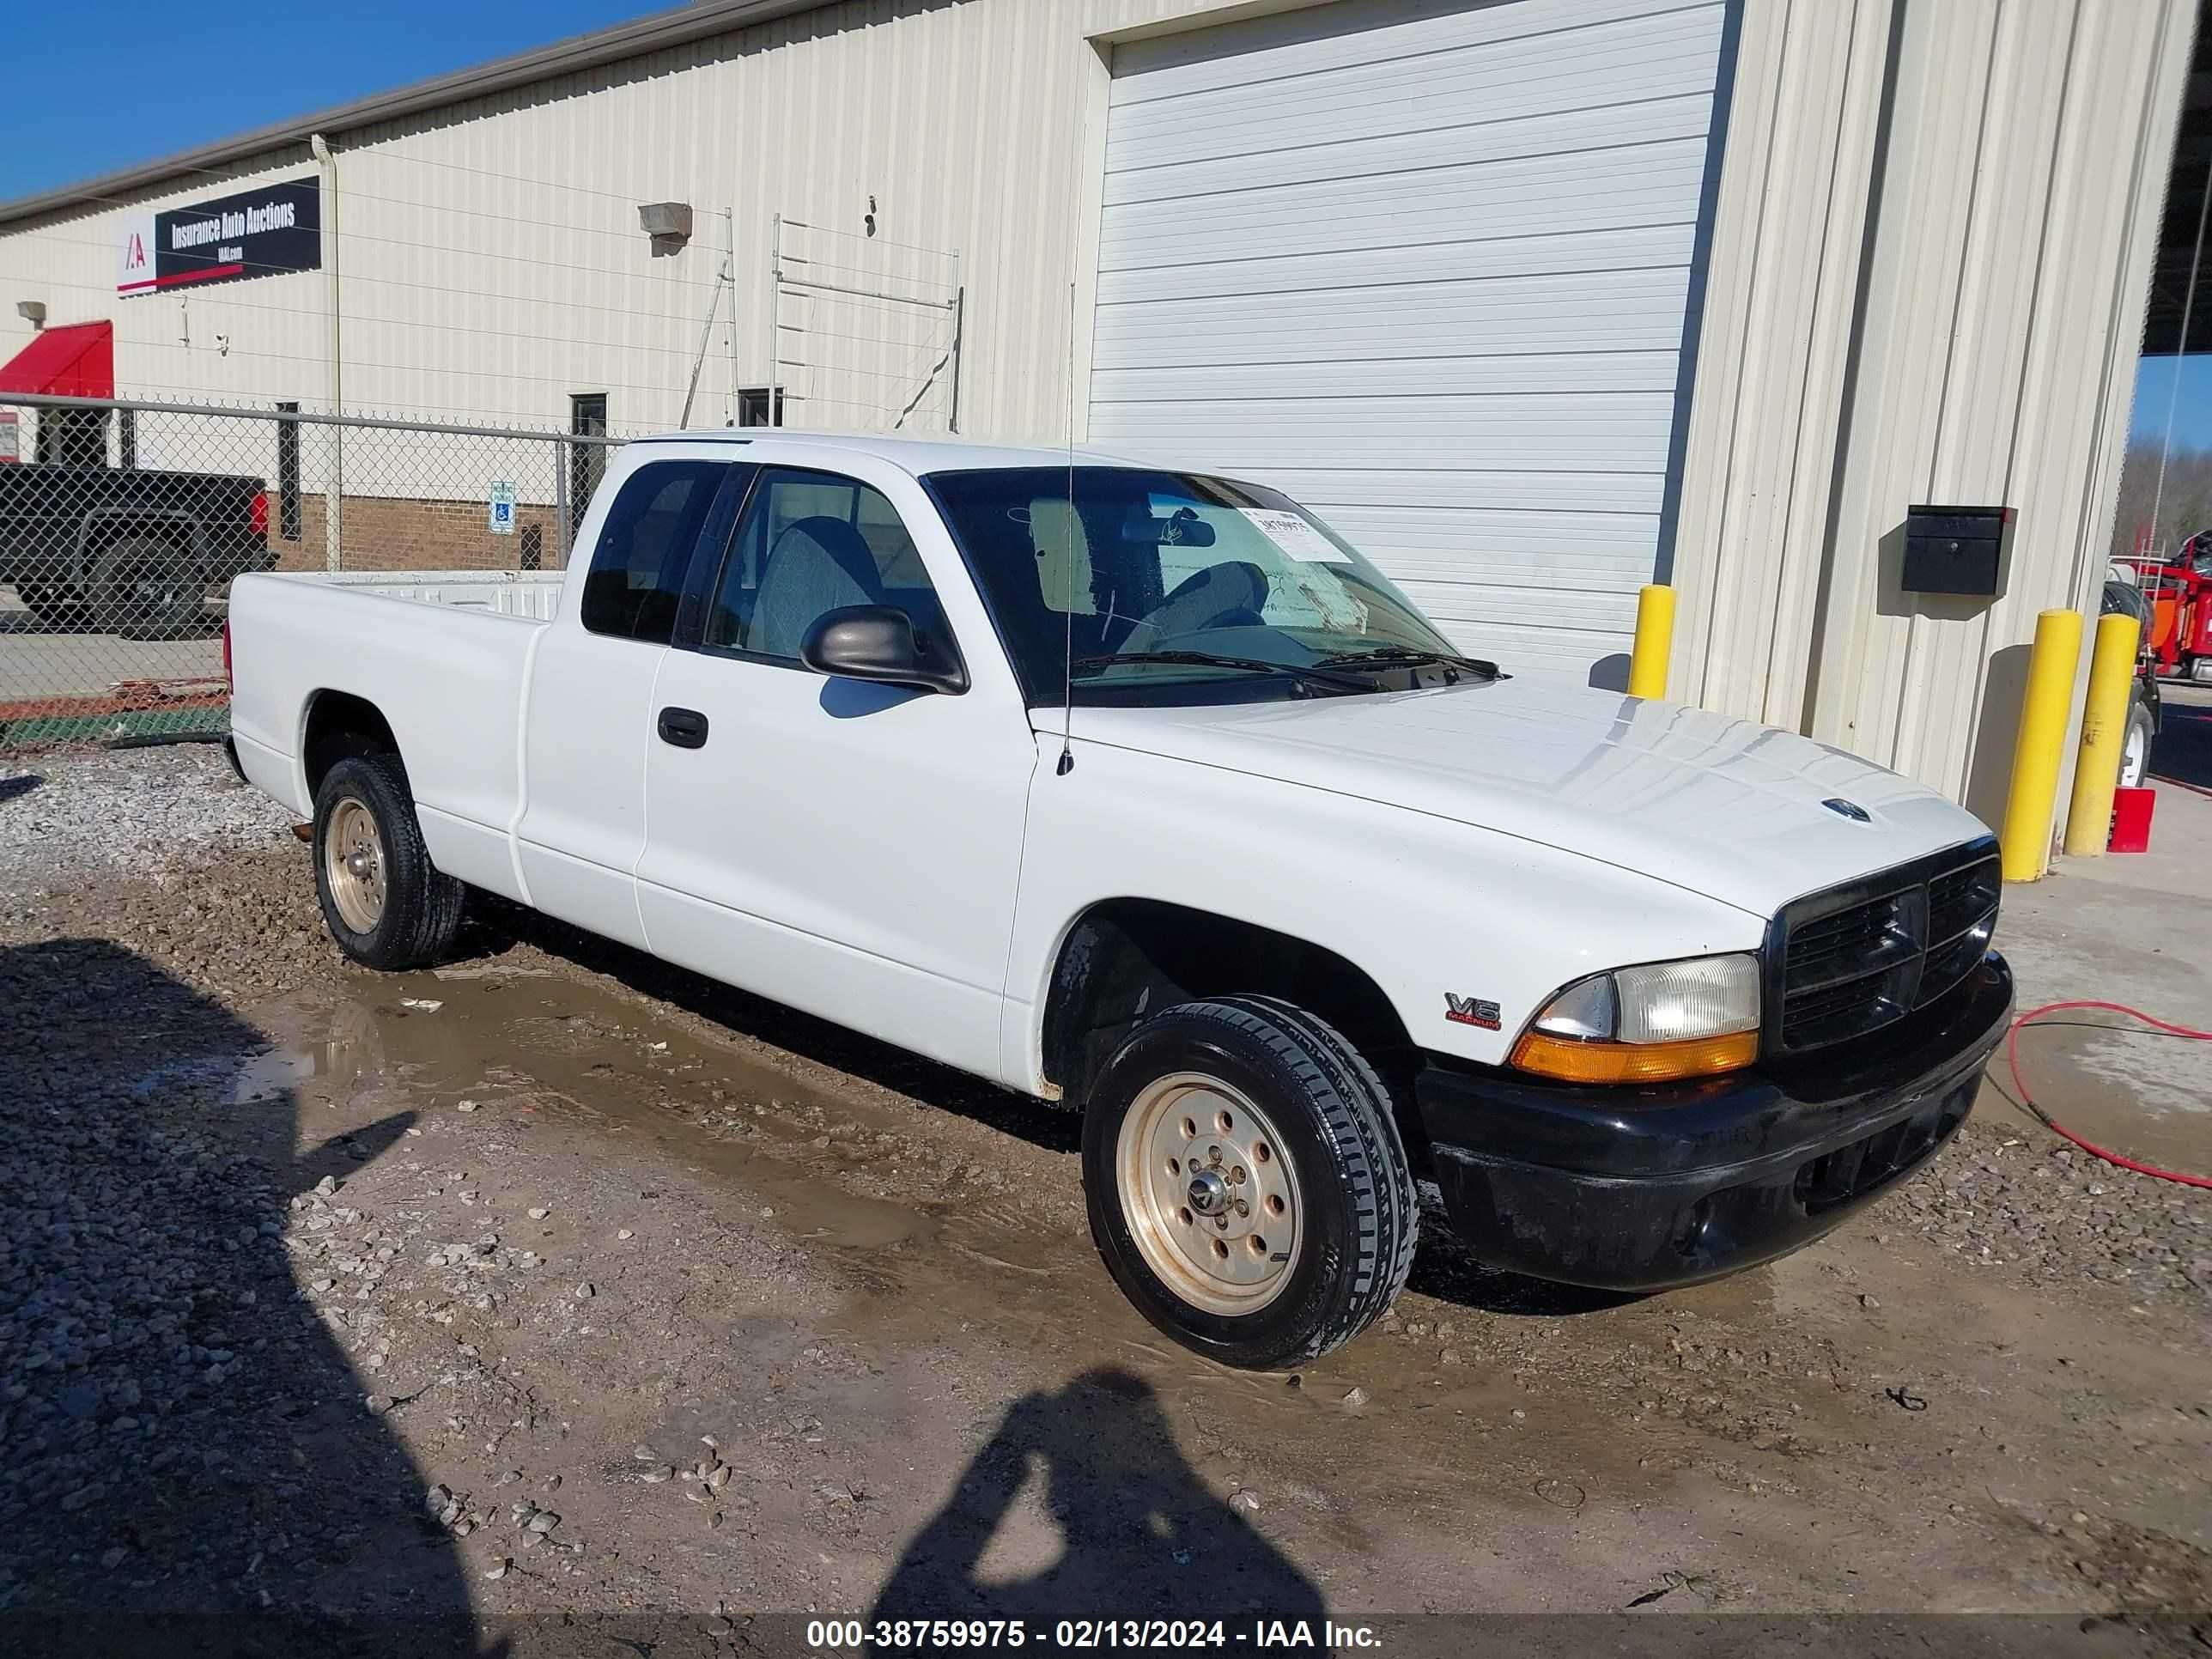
(1510, 953, 1760, 1085)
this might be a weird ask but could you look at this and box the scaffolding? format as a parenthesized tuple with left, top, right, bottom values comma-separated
(769, 215, 963, 433)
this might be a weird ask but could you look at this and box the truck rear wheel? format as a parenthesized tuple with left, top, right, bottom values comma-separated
(1082, 995, 1419, 1370)
(312, 755, 466, 971)
(92, 537, 207, 640)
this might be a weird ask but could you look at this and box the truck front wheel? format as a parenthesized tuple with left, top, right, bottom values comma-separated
(1082, 995, 1419, 1370)
(312, 755, 466, 970)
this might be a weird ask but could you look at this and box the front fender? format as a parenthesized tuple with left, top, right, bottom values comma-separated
(1000, 738, 1766, 1094)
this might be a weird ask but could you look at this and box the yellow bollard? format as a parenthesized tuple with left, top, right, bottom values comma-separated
(2000, 608, 2084, 882)
(1628, 584, 1676, 700)
(2062, 611, 2143, 858)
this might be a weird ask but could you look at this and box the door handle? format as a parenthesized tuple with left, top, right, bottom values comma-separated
(657, 706, 709, 749)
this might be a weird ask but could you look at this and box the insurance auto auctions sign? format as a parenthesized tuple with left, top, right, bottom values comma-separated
(117, 176, 320, 297)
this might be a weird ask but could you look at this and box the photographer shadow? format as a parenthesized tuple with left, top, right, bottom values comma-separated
(871, 1368, 1324, 1644)
(0, 937, 491, 1656)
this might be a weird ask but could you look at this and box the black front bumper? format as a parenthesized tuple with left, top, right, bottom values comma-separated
(1413, 953, 2013, 1291)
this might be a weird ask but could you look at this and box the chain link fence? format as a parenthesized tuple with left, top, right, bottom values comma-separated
(0, 395, 626, 748)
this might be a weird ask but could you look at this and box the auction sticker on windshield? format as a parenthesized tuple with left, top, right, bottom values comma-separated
(1240, 507, 1349, 562)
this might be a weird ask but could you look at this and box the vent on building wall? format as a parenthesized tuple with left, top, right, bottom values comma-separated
(637, 201, 692, 256)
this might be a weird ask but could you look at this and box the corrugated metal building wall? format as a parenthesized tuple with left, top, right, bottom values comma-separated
(0, 0, 1246, 438)
(1667, 0, 2193, 824)
(0, 148, 331, 411)
(0, 0, 2197, 824)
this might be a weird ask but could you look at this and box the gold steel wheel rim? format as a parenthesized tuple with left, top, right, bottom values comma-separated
(1115, 1072, 1304, 1318)
(325, 799, 386, 933)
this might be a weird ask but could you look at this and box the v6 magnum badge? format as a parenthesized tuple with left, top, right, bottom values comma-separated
(1444, 993, 1501, 1030)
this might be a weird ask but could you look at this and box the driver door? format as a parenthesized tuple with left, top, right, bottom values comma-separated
(635, 462, 1036, 1080)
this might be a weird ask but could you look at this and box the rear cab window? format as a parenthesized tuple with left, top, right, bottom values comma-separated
(578, 459, 728, 643)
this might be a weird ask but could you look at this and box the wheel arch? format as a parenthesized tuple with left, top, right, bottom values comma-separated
(85, 514, 200, 570)
(301, 689, 403, 800)
(1036, 897, 1426, 1166)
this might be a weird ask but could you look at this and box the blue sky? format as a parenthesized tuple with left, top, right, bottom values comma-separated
(0, 2, 660, 201)
(2128, 356, 2212, 451)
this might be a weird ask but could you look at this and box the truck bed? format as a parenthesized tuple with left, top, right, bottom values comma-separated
(286, 568, 565, 621)
(227, 568, 565, 899)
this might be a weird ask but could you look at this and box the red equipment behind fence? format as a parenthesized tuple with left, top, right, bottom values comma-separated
(2121, 542, 2212, 681)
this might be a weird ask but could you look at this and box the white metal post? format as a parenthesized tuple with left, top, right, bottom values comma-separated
(310, 133, 343, 572)
(768, 212, 781, 428)
(554, 436, 571, 566)
(949, 247, 963, 434)
(725, 206, 739, 428)
(678, 254, 726, 428)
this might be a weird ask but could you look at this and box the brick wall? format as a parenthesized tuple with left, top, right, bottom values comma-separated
(270, 494, 569, 574)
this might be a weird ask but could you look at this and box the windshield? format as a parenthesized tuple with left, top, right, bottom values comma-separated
(924, 467, 1460, 703)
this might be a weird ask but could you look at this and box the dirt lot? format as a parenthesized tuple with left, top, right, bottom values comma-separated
(0, 750, 2206, 1656)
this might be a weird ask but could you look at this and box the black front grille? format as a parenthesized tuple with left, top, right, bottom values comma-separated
(1929, 858, 2002, 941)
(1771, 840, 2000, 1054)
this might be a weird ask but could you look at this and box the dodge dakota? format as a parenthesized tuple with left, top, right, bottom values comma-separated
(226, 431, 2011, 1369)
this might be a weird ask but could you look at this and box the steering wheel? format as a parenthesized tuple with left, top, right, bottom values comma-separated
(1121, 562, 1272, 653)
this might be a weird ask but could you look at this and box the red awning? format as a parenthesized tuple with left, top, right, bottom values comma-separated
(0, 321, 113, 398)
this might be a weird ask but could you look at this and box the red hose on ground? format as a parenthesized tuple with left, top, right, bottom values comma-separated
(2006, 1000, 2212, 1189)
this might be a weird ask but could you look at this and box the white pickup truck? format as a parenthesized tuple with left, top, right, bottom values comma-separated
(228, 431, 2012, 1369)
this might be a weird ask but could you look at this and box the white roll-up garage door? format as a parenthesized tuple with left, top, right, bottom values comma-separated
(1086, 0, 1729, 682)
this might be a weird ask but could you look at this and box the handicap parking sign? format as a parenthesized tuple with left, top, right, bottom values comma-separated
(488, 480, 518, 534)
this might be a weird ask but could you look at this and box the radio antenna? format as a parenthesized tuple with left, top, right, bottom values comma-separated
(1056, 279, 1077, 776)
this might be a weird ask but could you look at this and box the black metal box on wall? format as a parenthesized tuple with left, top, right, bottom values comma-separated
(1901, 505, 2013, 599)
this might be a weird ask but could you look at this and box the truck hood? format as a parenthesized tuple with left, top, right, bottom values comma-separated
(1065, 679, 1993, 919)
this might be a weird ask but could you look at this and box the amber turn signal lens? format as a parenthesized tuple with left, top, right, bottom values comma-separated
(1509, 1028, 1759, 1085)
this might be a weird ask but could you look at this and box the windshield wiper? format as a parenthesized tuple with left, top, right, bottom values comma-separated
(1311, 646, 1504, 681)
(1070, 651, 1371, 695)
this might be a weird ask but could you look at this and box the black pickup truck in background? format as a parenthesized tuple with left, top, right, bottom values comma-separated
(0, 450, 273, 640)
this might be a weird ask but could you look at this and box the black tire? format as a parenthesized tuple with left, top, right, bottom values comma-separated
(1082, 994, 1419, 1370)
(312, 754, 466, 971)
(91, 537, 208, 640)
(14, 580, 88, 629)
(2120, 700, 2154, 789)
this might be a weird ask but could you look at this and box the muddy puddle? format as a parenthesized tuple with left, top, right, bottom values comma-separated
(224, 952, 2063, 1537)
(125, 936, 2212, 1606)
(1987, 1017, 2212, 1173)
(239, 966, 946, 1254)
(226, 959, 1553, 1443)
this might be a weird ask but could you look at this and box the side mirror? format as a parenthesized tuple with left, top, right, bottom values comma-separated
(800, 605, 968, 696)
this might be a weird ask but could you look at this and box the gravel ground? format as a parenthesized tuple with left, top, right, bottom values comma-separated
(0, 744, 293, 902)
(0, 791, 2206, 1646)
(0, 934, 466, 1620)
(0, 912, 828, 1642)
(1884, 1132, 2211, 1301)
